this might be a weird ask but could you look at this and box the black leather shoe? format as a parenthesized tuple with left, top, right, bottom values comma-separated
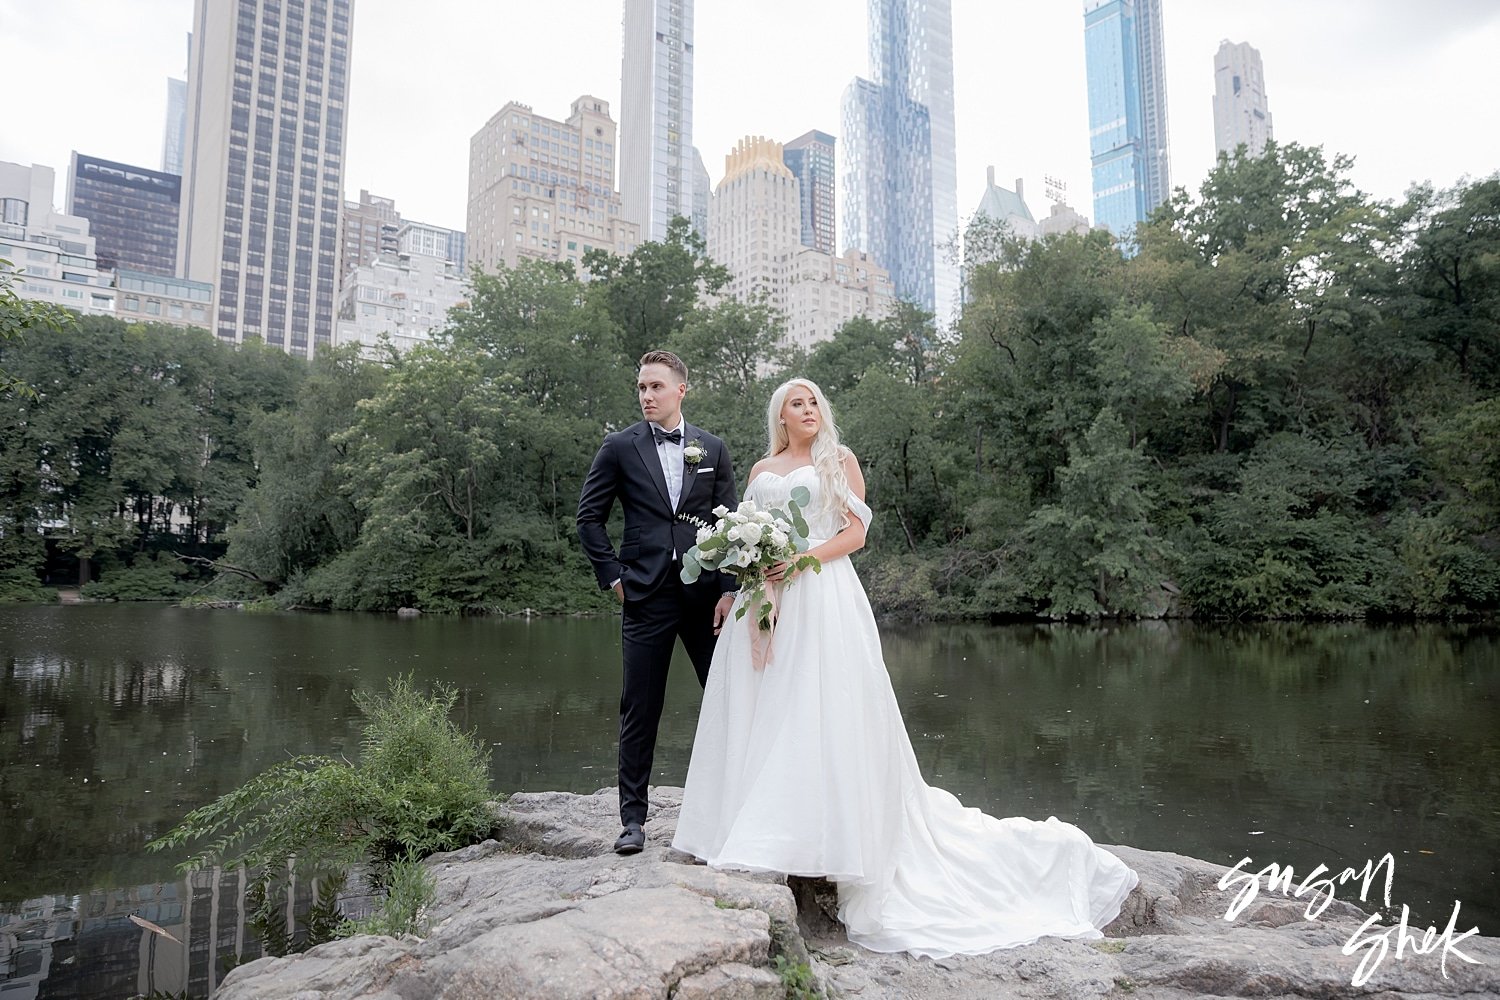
(614, 822, 645, 855)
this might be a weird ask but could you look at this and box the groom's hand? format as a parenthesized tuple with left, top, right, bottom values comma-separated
(613, 581, 624, 602)
(713, 594, 734, 633)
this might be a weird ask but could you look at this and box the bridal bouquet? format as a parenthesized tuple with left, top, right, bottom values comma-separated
(681, 487, 821, 661)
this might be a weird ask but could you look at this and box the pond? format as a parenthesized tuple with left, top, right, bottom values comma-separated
(1, 604, 1496, 997)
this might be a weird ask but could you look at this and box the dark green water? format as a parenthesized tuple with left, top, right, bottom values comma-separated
(1, 604, 1497, 997)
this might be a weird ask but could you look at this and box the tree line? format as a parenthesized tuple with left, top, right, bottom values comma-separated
(1, 142, 1496, 618)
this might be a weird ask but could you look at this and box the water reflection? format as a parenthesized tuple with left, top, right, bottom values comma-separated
(0, 868, 259, 999)
(1, 606, 1497, 998)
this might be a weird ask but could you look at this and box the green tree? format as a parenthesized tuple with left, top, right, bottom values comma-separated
(1, 257, 71, 398)
(225, 346, 383, 592)
(582, 216, 729, 362)
(1089, 304, 1223, 447)
(668, 295, 787, 469)
(1022, 408, 1175, 617)
(1181, 434, 1382, 618)
(1396, 176, 1500, 391)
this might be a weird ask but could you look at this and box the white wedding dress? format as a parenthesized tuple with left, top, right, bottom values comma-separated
(672, 465, 1139, 958)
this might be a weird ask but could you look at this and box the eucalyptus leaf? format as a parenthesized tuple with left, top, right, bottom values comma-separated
(790, 485, 811, 507)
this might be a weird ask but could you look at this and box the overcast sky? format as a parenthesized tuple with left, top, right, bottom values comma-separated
(2, 1, 1497, 234)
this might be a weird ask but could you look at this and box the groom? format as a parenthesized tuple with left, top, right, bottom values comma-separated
(577, 350, 738, 855)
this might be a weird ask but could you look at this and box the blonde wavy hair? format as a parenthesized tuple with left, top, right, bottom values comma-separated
(765, 378, 850, 520)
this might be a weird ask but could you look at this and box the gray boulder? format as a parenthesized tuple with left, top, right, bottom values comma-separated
(217, 787, 1500, 1000)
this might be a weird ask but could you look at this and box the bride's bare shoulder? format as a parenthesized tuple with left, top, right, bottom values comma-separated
(746, 457, 773, 488)
(840, 449, 866, 498)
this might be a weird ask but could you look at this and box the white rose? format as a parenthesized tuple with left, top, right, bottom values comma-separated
(754, 510, 773, 524)
(736, 548, 756, 568)
(737, 500, 757, 515)
(696, 526, 713, 545)
(769, 528, 788, 549)
(712, 504, 729, 519)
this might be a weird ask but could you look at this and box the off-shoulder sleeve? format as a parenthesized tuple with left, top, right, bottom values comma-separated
(844, 491, 873, 531)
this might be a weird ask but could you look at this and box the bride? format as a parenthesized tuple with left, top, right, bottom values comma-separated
(671, 378, 1139, 958)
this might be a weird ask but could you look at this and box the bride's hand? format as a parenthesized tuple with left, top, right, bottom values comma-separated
(764, 561, 790, 584)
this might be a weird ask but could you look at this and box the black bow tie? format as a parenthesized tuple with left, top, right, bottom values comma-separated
(654, 427, 682, 446)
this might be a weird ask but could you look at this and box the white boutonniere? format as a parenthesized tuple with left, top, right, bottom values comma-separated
(683, 438, 706, 466)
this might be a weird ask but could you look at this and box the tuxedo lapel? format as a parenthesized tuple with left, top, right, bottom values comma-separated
(674, 423, 699, 514)
(631, 423, 673, 513)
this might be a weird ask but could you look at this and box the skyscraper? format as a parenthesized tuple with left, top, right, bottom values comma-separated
(690, 146, 710, 241)
(842, 79, 931, 309)
(620, 0, 695, 243)
(467, 96, 638, 274)
(1213, 40, 1273, 159)
(1083, 0, 1171, 239)
(162, 78, 187, 176)
(708, 136, 895, 349)
(66, 153, 181, 276)
(709, 137, 798, 308)
(1136, 0, 1170, 212)
(840, 0, 958, 317)
(162, 33, 191, 176)
(177, 0, 353, 356)
(782, 130, 836, 255)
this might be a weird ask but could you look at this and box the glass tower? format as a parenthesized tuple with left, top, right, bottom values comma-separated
(621, 0, 695, 243)
(162, 78, 187, 176)
(840, 0, 957, 316)
(782, 130, 837, 256)
(1084, 0, 1170, 239)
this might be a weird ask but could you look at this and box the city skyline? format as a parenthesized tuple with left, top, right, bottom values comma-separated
(2, 1, 1497, 257)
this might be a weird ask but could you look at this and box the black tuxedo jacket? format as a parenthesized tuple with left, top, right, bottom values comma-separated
(577, 420, 738, 602)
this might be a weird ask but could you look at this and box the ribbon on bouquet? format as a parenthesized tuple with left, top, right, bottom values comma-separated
(748, 582, 783, 670)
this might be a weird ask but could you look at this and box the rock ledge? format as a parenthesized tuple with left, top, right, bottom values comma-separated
(217, 788, 1499, 999)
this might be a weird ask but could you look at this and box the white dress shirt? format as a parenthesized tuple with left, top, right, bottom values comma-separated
(653, 416, 686, 510)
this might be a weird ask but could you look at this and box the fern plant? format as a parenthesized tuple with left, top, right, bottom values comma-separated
(148, 675, 496, 940)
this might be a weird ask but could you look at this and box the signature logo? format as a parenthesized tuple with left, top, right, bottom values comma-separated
(1217, 853, 1482, 987)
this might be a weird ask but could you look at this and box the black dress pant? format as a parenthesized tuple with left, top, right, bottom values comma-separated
(618, 576, 718, 827)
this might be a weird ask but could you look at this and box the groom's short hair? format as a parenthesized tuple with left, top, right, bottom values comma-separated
(639, 350, 687, 385)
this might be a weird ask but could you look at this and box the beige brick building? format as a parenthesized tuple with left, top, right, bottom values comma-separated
(467, 96, 639, 274)
(708, 136, 893, 349)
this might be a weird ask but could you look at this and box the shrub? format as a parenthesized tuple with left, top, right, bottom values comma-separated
(338, 858, 436, 939)
(0, 566, 49, 603)
(82, 553, 192, 601)
(148, 675, 495, 940)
